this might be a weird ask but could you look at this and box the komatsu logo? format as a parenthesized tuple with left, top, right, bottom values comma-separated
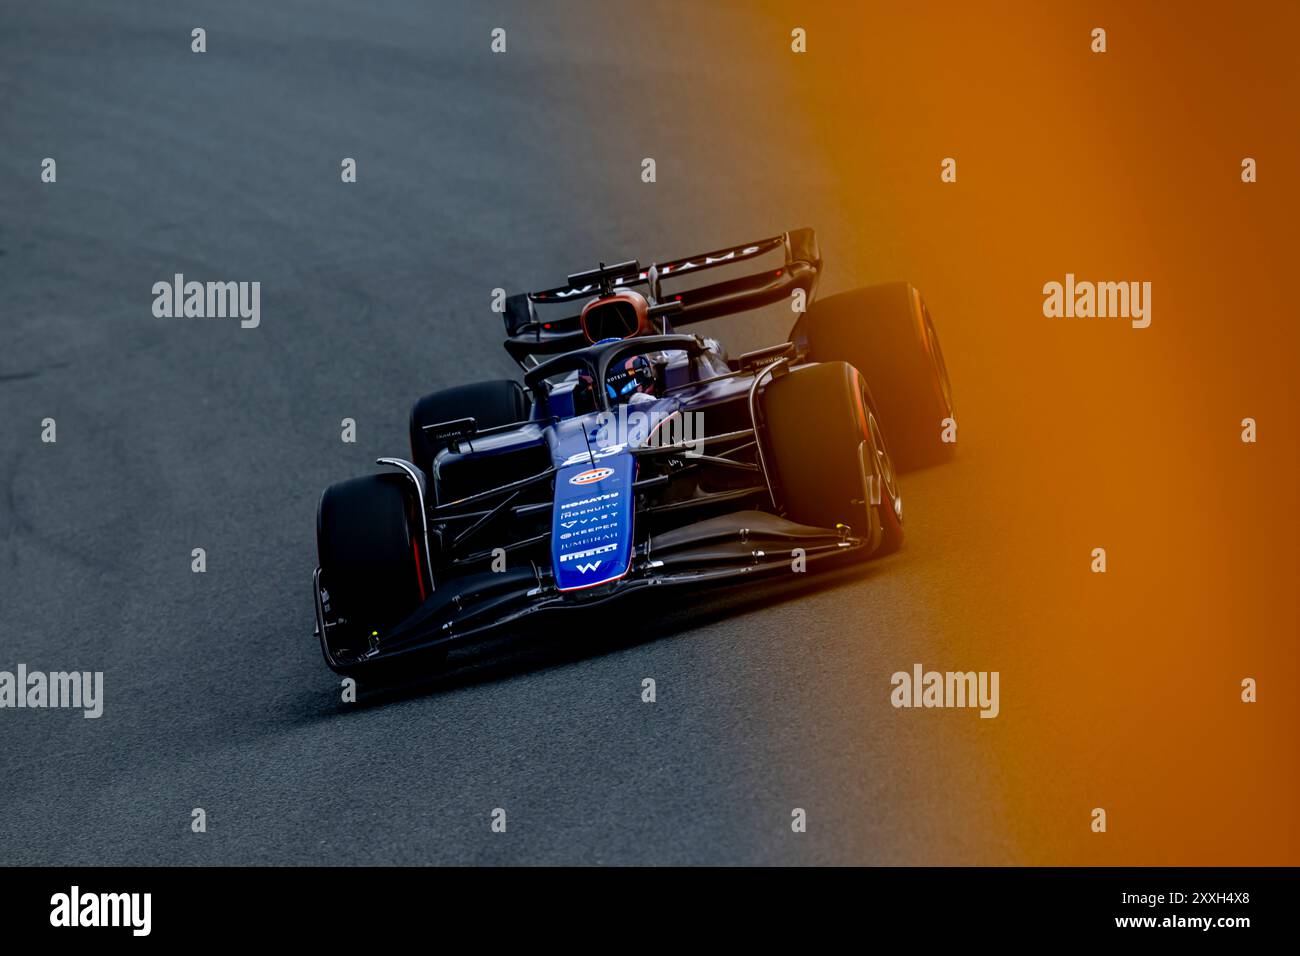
(564, 491, 619, 509)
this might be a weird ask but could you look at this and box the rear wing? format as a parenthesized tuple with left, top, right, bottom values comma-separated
(503, 228, 821, 361)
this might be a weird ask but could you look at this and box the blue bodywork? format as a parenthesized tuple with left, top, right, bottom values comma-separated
(552, 447, 635, 591)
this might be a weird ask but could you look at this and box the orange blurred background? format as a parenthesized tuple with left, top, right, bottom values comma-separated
(776, 0, 1299, 863)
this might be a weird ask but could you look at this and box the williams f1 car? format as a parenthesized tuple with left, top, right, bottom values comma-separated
(314, 229, 954, 676)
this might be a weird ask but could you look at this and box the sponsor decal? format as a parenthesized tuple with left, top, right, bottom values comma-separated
(538, 243, 767, 299)
(563, 491, 619, 508)
(553, 451, 635, 591)
(569, 467, 614, 486)
(561, 443, 627, 467)
(558, 543, 619, 562)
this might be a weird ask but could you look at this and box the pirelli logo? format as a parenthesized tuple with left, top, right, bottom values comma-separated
(558, 544, 618, 563)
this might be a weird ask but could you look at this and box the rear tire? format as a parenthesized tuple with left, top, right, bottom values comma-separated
(317, 474, 429, 654)
(791, 283, 954, 471)
(409, 380, 530, 478)
(760, 361, 903, 555)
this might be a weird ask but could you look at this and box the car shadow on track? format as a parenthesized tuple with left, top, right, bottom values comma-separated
(286, 555, 898, 720)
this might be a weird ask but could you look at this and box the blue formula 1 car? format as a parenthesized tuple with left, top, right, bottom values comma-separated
(313, 229, 954, 676)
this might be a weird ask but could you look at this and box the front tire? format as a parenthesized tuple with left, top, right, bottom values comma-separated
(316, 474, 430, 659)
(791, 283, 954, 471)
(760, 361, 903, 555)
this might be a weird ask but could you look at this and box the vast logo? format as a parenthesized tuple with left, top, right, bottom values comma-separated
(569, 467, 614, 486)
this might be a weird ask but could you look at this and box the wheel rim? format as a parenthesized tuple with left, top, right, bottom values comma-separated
(865, 407, 901, 523)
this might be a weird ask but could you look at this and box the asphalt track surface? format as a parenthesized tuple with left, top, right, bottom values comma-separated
(1, 1, 1012, 864)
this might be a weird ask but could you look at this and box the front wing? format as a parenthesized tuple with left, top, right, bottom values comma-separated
(313, 510, 869, 675)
